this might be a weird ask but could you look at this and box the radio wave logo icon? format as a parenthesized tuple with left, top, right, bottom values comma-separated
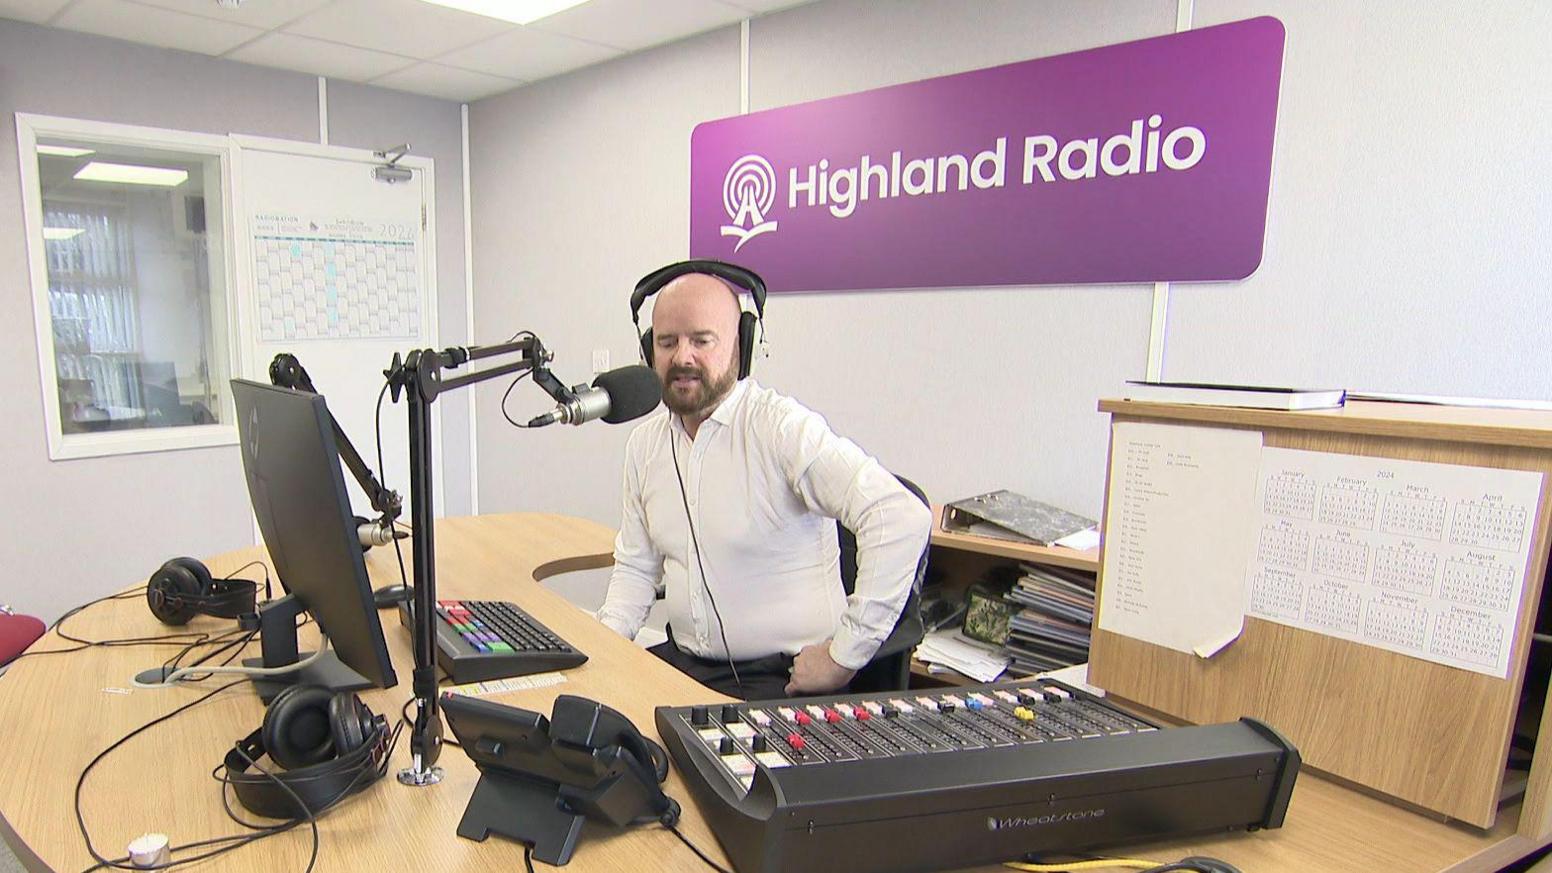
(719, 154, 779, 252)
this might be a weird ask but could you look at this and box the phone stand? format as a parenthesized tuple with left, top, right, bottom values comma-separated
(443, 694, 679, 866)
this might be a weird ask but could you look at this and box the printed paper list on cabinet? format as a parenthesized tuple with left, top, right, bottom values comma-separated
(1098, 422, 1263, 656)
(1246, 448, 1543, 678)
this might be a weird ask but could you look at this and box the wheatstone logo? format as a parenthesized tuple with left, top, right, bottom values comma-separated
(986, 809, 1106, 830)
(718, 154, 779, 252)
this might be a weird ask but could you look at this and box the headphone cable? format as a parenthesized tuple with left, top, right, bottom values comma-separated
(224, 744, 319, 873)
(14, 589, 229, 662)
(669, 429, 744, 696)
(73, 679, 294, 872)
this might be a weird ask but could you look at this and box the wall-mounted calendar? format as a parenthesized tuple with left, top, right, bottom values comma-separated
(1247, 448, 1543, 678)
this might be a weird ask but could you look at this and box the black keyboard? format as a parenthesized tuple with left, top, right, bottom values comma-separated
(403, 599, 588, 684)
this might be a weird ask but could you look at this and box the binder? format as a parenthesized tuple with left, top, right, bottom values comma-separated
(940, 490, 1097, 547)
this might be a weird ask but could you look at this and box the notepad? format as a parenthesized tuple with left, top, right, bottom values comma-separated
(1122, 381, 1346, 410)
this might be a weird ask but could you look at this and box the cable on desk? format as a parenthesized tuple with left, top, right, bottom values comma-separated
(1006, 855, 1243, 873)
(15, 589, 229, 661)
(21, 560, 274, 664)
(224, 743, 319, 873)
(133, 633, 335, 689)
(665, 822, 734, 873)
(74, 679, 292, 872)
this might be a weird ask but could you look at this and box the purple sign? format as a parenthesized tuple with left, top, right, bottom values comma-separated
(689, 17, 1285, 292)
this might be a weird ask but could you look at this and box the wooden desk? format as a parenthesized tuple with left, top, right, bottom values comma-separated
(0, 513, 1539, 872)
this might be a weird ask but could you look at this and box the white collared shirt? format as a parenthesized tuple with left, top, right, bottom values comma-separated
(596, 380, 932, 670)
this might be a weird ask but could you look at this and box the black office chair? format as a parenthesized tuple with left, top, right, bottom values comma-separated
(839, 475, 930, 694)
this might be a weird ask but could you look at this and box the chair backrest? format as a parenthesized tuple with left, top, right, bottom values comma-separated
(838, 475, 930, 693)
(0, 611, 46, 670)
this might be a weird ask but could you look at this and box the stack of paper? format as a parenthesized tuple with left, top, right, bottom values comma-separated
(915, 630, 1011, 683)
(1033, 662, 1103, 697)
(1004, 563, 1096, 675)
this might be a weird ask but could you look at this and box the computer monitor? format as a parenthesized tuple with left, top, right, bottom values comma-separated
(232, 379, 397, 700)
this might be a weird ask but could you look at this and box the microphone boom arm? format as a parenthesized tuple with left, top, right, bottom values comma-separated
(383, 334, 558, 787)
(269, 354, 404, 530)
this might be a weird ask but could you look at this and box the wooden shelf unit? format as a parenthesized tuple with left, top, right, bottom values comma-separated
(912, 504, 1099, 686)
(1090, 398, 1552, 841)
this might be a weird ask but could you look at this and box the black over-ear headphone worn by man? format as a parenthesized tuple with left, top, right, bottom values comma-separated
(146, 557, 259, 626)
(630, 258, 767, 380)
(222, 683, 390, 819)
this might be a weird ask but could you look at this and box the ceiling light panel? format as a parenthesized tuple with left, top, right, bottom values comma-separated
(74, 162, 190, 187)
(37, 146, 96, 157)
(419, 0, 591, 25)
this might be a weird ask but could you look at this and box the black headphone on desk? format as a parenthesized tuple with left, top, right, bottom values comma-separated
(222, 684, 389, 820)
(146, 557, 258, 626)
(630, 259, 767, 380)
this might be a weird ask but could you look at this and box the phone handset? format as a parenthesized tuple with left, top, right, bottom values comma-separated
(550, 695, 681, 827)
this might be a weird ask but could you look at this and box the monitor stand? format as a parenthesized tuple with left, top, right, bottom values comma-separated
(242, 593, 371, 703)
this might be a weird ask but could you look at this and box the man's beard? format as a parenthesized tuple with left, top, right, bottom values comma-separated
(662, 363, 737, 417)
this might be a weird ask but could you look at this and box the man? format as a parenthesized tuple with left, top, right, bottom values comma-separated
(596, 265, 932, 700)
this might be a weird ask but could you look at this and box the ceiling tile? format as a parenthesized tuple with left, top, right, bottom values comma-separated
(53, 0, 264, 54)
(528, 0, 745, 52)
(284, 0, 513, 60)
(127, 0, 333, 30)
(227, 31, 415, 81)
(0, 0, 72, 24)
(435, 24, 619, 81)
(371, 61, 522, 102)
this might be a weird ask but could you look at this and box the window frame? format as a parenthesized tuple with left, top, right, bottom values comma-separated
(17, 113, 242, 460)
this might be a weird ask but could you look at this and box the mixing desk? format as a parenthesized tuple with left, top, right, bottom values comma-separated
(656, 679, 1300, 873)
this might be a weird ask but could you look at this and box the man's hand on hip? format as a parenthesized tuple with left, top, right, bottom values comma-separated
(785, 640, 856, 696)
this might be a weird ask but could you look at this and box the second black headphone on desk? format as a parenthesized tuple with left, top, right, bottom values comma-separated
(145, 557, 258, 626)
(222, 684, 389, 819)
(630, 259, 767, 380)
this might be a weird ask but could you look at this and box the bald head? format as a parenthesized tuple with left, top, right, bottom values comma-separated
(650, 273, 744, 425)
(652, 273, 743, 337)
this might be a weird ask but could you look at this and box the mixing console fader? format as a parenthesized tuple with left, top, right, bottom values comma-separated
(656, 679, 1299, 873)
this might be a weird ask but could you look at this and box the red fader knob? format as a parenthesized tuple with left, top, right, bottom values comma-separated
(786, 733, 806, 751)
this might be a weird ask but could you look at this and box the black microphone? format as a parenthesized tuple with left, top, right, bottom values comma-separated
(527, 365, 662, 428)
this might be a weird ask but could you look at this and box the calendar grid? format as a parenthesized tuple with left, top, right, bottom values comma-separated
(254, 235, 420, 342)
(1245, 446, 1542, 680)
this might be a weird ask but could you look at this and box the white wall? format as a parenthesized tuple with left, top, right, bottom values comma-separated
(0, 19, 471, 621)
(467, 0, 1552, 614)
(1169, 0, 1552, 395)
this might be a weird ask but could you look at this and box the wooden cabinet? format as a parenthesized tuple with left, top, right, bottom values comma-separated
(1090, 398, 1552, 834)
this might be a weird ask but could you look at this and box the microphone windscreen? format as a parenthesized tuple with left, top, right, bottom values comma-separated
(593, 365, 662, 423)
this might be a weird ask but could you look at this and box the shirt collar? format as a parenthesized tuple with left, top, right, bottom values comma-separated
(669, 378, 750, 437)
(707, 378, 750, 427)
